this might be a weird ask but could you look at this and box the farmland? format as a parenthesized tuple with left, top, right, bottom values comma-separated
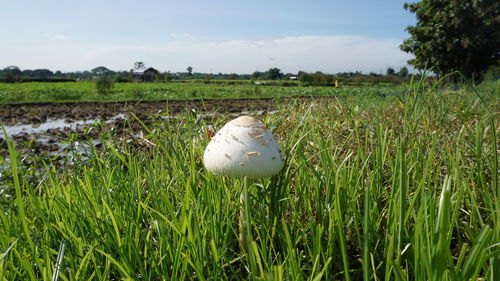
(0, 80, 498, 280)
(0, 81, 386, 104)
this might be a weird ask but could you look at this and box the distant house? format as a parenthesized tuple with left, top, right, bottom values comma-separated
(133, 67, 160, 82)
(289, 76, 298, 80)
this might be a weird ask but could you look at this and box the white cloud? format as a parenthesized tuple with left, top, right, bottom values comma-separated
(42, 33, 67, 40)
(169, 33, 194, 40)
(2, 35, 412, 73)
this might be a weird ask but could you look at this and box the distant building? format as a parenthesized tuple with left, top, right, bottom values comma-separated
(133, 67, 160, 82)
(289, 76, 298, 80)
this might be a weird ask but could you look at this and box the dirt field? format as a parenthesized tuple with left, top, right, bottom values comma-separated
(0, 97, 288, 125)
(0, 97, 321, 157)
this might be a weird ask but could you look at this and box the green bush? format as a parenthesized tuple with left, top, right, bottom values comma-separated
(95, 78, 114, 94)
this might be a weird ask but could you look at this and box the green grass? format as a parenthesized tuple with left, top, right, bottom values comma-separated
(0, 81, 498, 280)
(0, 81, 395, 104)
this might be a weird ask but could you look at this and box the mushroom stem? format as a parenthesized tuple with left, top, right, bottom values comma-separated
(239, 176, 250, 254)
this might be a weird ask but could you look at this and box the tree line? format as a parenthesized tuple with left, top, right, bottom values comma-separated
(0, 65, 412, 85)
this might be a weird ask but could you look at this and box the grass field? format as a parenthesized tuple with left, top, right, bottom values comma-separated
(0, 79, 498, 280)
(0, 81, 396, 104)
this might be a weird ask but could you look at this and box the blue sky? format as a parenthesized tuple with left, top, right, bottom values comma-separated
(0, 0, 416, 74)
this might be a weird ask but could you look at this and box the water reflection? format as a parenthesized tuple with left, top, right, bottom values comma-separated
(1, 114, 125, 138)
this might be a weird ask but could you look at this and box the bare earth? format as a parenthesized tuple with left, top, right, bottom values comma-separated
(0, 97, 288, 126)
(0, 97, 324, 156)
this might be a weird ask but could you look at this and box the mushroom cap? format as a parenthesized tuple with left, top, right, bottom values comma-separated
(203, 116, 284, 178)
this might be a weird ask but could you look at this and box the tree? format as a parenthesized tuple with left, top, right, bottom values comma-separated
(400, 0, 500, 80)
(3, 66, 22, 78)
(398, 66, 409, 77)
(134, 62, 145, 71)
(252, 71, 263, 79)
(164, 71, 173, 82)
(32, 69, 54, 78)
(298, 71, 313, 84)
(267, 68, 283, 80)
(228, 73, 239, 80)
(22, 69, 34, 77)
(91, 66, 111, 77)
(186, 66, 193, 76)
(386, 67, 396, 76)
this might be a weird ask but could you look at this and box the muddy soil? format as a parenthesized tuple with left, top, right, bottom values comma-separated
(0, 97, 292, 125)
(0, 97, 324, 158)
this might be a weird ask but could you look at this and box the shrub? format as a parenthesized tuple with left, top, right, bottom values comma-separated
(95, 78, 114, 94)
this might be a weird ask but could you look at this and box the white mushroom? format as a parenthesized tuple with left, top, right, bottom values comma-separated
(203, 115, 284, 253)
(203, 115, 284, 178)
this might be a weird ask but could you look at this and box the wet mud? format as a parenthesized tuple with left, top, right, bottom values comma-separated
(0, 98, 288, 126)
(0, 97, 318, 157)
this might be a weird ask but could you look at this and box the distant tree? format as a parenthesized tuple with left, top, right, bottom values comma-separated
(252, 71, 263, 79)
(283, 73, 295, 80)
(398, 66, 409, 77)
(386, 67, 396, 76)
(3, 66, 22, 78)
(298, 71, 340, 86)
(134, 62, 145, 70)
(82, 71, 92, 79)
(186, 66, 193, 76)
(298, 71, 313, 84)
(91, 66, 111, 77)
(164, 71, 173, 82)
(32, 69, 54, 78)
(22, 69, 34, 78)
(0, 67, 19, 82)
(267, 68, 283, 80)
(400, 0, 500, 80)
(228, 73, 239, 80)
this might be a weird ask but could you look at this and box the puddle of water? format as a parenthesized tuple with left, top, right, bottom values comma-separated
(1, 114, 125, 138)
(1, 110, 277, 141)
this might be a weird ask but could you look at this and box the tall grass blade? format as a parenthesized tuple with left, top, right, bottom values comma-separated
(51, 240, 66, 281)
